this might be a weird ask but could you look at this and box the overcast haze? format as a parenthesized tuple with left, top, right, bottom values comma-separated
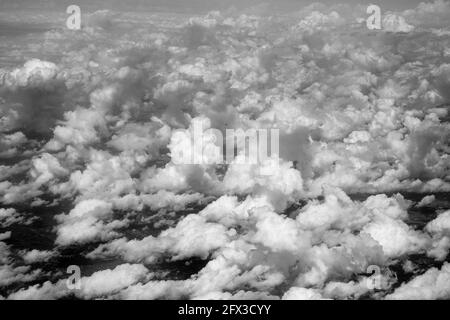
(0, 0, 431, 12)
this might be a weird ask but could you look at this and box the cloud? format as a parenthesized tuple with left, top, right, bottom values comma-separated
(1, 0, 450, 300)
(386, 263, 450, 300)
(7, 263, 149, 300)
(78, 263, 149, 299)
(0, 59, 68, 134)
(54, 199, 123, 246)
(19, 249, 57, 264)
(282, 287, 325, 300)
(425, 210, 450, 260)
(88, 214, 235, 263)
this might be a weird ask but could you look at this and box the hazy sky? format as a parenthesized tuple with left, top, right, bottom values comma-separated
(0, 0, 434, 13)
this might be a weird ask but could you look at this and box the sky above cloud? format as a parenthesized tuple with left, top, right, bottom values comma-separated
(0, 0, 432, 12)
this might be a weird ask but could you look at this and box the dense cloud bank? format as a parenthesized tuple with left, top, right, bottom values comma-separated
(0, 1, 450, 300)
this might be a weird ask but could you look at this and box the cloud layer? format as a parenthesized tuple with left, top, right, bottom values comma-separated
(0, 1, 449, 300)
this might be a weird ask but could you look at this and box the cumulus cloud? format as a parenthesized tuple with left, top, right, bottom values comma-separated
(54, 198, 124, 246)
(88, 214, 235, 263)
(386, 263, 450, 300)
(7, 263, 149, 300)
(20, 249, 57, 264)
(425, 210, 450, 260)
(0, 208, 34, 227)
(282, 287, 325, 300)
(0, 59, 68, 134)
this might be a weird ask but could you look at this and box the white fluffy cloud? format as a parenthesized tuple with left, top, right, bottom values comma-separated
(7, 263, 149, 300)
(425, 210, 450, 260)
(386, 263, 450, 300)
(55, 199, 121, 246)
